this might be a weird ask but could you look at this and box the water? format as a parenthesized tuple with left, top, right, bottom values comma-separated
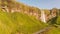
(41, 10, 46, 23)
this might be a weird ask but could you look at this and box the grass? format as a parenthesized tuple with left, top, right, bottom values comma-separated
(56, 16, 60, 25)
(0, 10, 47, 34)
(46, 27, 60, 34)
(45, 16, 60, 34)
(0, 9, 60, 34)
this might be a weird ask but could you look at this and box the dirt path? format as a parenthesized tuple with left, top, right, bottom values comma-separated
(33, 26, 52, 34)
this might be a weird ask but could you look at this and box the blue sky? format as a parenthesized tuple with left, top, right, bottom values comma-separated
(17, 0, 60, 9)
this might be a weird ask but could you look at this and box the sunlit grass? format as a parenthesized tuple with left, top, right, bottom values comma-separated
(0, 10, 47, 34)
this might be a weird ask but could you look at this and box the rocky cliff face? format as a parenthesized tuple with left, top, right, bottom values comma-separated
(0, 0, 60, 23)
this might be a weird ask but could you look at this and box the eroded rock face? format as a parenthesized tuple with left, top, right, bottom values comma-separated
(40, 9, 58, 23)
(0, 7, 59, 23)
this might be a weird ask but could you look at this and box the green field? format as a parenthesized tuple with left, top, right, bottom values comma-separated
(0, 10, 48, 34)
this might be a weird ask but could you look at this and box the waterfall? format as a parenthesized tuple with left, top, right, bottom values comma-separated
(41, 10, 46, 23)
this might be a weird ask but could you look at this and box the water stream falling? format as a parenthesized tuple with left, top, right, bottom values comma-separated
(41, 10, 46, 23)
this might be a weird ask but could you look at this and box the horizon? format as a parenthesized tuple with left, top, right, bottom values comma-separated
(17, 0, 60, 9)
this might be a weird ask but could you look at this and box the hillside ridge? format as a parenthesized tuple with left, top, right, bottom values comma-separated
(0, 0, 60, 22)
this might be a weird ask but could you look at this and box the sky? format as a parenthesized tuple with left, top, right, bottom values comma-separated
(17, 0, 60, 9)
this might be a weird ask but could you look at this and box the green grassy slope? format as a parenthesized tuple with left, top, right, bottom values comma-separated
(44, 16, 60, 34)
(56, 16, 60, 25)
(47, 27, 60, 34)
(40, 26, 60, 34)
(0, 10, 47, 34)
